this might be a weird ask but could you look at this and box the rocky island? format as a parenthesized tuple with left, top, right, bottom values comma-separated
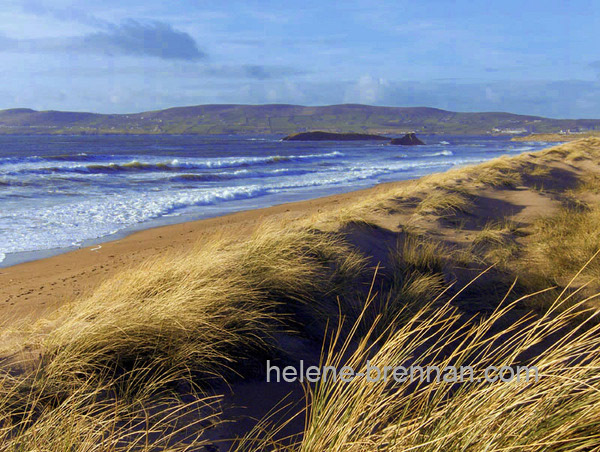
(282, 131, 389, 141)
(390, 133, 425, 145)
(282, 130, 426, 145)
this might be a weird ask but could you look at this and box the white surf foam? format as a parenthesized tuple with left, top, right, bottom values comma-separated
(0, 188, 251, 256)
(423, 150, 454, 157)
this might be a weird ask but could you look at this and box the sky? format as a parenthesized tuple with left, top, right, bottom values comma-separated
(1, 0, 599, 118)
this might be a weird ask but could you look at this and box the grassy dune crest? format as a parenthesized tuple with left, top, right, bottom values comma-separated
(35, 225, 368, 393)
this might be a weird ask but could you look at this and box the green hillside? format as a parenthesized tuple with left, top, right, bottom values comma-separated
(1, 104, 599, 135)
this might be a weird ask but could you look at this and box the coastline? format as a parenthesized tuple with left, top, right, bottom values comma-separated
(2, 136, 600, 449)
(3, 135, 597, 323)
(0, 182, 380, 269)
(0, 180, 406, 321)
(511, 132, 600, 142)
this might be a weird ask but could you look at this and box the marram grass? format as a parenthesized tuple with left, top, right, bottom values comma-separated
(239, 273, 600, 452)
(1, 138, 600, 450)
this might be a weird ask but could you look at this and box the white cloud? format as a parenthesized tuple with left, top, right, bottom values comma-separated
(344, 75, 389, 104)
(0, 20, 205, 60)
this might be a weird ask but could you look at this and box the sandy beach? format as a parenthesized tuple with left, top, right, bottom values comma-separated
(0, 181, 406, 321)
(3, 137, 598, 324)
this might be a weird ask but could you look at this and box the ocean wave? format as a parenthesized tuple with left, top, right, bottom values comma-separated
(510, 146, 535, 152)
(439, 141, 450, 145)
(0, 155, 106, 174)
(85, 161, 180, 173)
(0, 185, 269, 255)
(5, 151, 345, 176)
(168, 168, 315, 184)
(1, 152, 95, 166)
(79, 157, 295, 174)
(0, 155, 43, 167)
(41, 153, 93, 162)
(169, 173, 233, 182)
(423, 150, 454, 157)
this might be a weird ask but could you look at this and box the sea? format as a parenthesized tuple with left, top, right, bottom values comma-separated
(0, 134, 553, 266)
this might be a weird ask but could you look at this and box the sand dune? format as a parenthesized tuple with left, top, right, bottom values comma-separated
(1, 138, 600, 450)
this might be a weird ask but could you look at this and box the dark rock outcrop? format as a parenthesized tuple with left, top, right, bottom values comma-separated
(282, 131, 389, 141)
(390, 133, 425, 145)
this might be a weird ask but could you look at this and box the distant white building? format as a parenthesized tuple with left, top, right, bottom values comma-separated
(492, 127, 528, 134)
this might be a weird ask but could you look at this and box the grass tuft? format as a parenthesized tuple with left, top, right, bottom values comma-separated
(526, 207, 600, 286)
(417, 189, 473, 217)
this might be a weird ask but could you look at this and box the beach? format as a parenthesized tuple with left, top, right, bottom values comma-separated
(2, 137, 597, 323)
(1, 137, 600, 449)
(0, 134, 552, 321)
(0, 181, 403, 321)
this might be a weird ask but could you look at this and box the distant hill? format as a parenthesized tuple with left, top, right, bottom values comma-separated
(1, 104, 599, 136)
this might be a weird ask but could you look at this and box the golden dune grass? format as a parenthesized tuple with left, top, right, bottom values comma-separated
(417, 189, 473, 217)
(526, 207, 600, 286)
(2, 138, 600, 450)
(37, 224, 367, 391)
(0, 225, 368, 450)
(239, 276, 600, 451)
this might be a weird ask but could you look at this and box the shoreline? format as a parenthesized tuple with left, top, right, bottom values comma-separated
(512, 132, 600, 142)
(0, 184, 372, 269)
(1, 134, 589, 322)
(1, 134, 551, 271)
(0, 180, 406, 321)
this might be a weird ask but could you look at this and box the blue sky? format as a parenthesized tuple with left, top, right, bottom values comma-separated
(1, 0, 599, 117)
